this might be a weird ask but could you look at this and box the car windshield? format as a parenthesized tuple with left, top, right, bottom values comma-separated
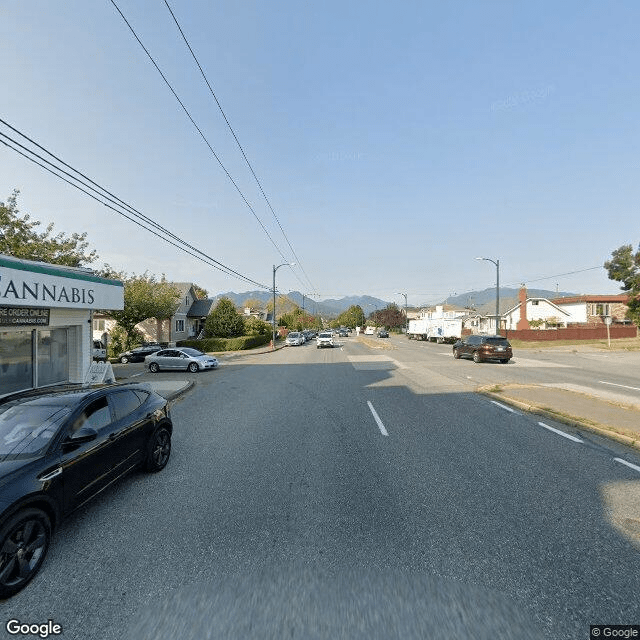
(180, 348, 204, 357)
(0, 400, 72, 460)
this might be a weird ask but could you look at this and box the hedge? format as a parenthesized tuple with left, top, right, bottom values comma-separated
(177, 334, 271, 352)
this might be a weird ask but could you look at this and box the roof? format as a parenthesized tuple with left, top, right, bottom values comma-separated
(551, 294, 629, 305)
(187, 299, 214, 317)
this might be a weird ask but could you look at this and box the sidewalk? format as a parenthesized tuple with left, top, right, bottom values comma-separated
(481, 383, 640, 451)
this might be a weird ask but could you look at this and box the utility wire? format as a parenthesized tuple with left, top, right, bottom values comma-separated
(0, 123, 270, 289)
(109, 0, 292, 268)
(162, 0, 316, 295)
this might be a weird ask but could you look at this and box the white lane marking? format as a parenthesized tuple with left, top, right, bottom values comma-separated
(614, 458, 640, 473)
(600, 381, 640, 393)
(491, 400, 518, 414)
(367, 401, 389, 436)
(538, 422, 583, 443)
(130, 372, 144, 378)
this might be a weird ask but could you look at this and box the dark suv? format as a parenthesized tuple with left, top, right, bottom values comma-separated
(452, 335, 512, 363)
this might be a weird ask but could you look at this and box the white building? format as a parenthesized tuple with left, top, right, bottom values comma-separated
(0, 254, 124, 396)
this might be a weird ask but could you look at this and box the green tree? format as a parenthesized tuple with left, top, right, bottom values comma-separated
(605, 243, 640, 326)
(106, 272, 181, 348)
(205, 297, 245, 338)
(244, 316, 271, 336)
(0, 190, 97, 266)
(336, 304, 366, 328)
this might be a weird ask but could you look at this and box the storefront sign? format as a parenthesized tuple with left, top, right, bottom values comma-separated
(0, 306, 50, 326)
(0, 256, 124, 310)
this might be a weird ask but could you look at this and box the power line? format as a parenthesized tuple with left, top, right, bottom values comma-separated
(161, 0, 316, 296)
(109, 0, 294, 270)
(0, 121, 270, 289)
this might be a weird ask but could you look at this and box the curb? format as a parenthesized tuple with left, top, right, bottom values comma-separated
(479, 389, 640, 452)
(164, 381, 196, 403)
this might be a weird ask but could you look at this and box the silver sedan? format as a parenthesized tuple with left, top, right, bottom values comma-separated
(145, 347, 219, 373)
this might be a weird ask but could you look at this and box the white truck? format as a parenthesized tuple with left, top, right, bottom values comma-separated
(407, 313, 463, 344)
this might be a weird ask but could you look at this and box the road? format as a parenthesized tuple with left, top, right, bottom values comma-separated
(3, 336, 640, 639)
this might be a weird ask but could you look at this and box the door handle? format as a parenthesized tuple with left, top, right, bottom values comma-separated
(39, 467, 62, 481)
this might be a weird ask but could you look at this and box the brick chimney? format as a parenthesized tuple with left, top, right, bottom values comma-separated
(516, 285, 529, 330)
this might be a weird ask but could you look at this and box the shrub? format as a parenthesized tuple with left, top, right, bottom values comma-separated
(177, 334, 270, 352)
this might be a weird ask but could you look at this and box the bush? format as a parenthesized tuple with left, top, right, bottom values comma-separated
(177, 334, 271, 352)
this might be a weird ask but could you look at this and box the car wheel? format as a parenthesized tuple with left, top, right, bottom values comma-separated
(473, 351, 482, 363)
(188, 362, 199, 373)
(149, 362, 159, 373)
(120, 356, 129, 364)
(453, 349, 460, 359)
(145, 425, 171, 472)
(0, 508, 51, 599)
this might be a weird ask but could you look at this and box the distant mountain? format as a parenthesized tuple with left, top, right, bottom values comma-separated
(432, 287, 576, 315)
(213, 291, 390, 318)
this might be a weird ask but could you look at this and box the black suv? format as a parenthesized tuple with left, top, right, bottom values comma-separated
(452, 335, 512, 363)
(0, 383, 172, 597)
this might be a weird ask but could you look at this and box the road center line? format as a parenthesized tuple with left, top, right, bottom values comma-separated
(491, 400, 518, 413)
(599, 381, 640, 393)
(614, 458, 640, 473)
(538, 422, 583, 443)
(367, 401, 389, 436)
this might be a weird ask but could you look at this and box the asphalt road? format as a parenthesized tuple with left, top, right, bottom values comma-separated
(3, 337, 640, 639)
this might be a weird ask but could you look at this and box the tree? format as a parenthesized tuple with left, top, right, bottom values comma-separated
(369, 303, 405, 329)
(0, 190, 97, 266)
(242, 297, 264, 313)
(605, 244, 640, 326)
(107, 272, 181, 348)
(244, 316, 271, 336)
(193, 284, 208, 299)
(204, 298, 245, 338)
(336, 304, 366, 328)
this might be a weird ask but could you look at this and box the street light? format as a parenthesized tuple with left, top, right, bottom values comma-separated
(397, 292, 408, 334)
(272, 262, 295, 348)
(476, 257, 500, 335)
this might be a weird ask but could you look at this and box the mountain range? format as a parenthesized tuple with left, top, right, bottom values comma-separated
(212, 287, 576, 318)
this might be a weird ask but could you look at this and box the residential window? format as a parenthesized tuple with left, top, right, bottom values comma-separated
(175, 319, 185, 332)
(93, 319, 106, 331)
(531, 300, 539, 306)
(185, 296, 189, 306)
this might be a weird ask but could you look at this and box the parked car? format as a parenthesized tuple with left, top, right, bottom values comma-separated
(316, 332, 334, 348)
(145, 348, 218, 373)
(285, 332, 304, 346)
(337, 329, 348, 337)
(452, 335, 513, 363)
(377, 329, 389, 338)
(118, 344, 162, 364)
(92, 340, 107, 362)
(0, 382, 172, 598)
(364, 327, 375, 335)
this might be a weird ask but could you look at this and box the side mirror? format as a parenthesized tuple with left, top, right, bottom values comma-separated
(64, 426, 98, 449)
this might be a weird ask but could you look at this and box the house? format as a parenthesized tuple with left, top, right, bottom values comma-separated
(503, 287, 571, 330)
(550, 294, 631, 325)
(137, 283, 214, 343)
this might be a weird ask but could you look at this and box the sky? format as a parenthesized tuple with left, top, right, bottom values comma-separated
(1, 0, 639, 308)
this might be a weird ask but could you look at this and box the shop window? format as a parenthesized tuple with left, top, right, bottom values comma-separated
(37, 329, 68, 387)
(0, 331, 34, 394)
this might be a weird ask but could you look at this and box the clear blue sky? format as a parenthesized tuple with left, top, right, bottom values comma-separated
(1, 0, 638, 306)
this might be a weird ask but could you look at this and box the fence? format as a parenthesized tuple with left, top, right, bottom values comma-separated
(503, 325, 637, 341)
